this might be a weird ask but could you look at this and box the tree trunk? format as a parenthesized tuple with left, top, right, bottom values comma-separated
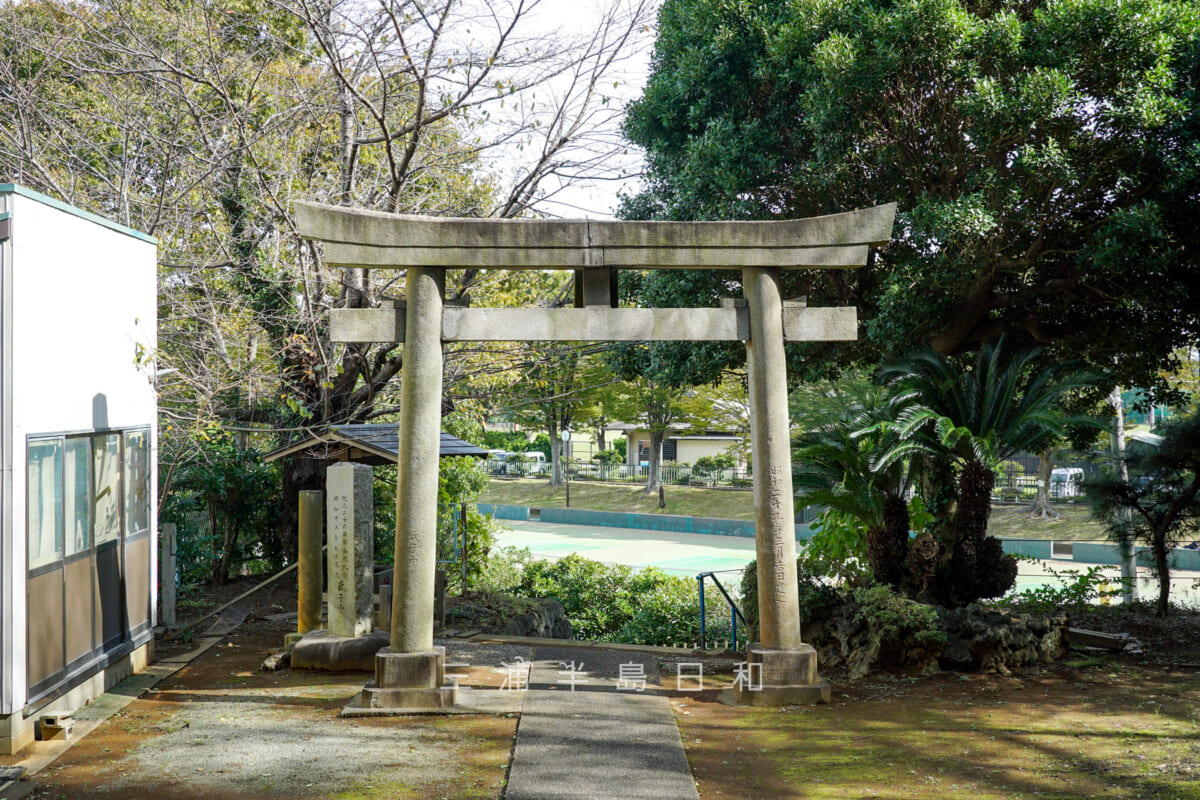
(1153, 527, 1171, 618)
(218, 515, 235, 586)
(1024, 447, 1061, 519)
(208, 505, 223, 584)
(549, 427, 565, 489)
(644, 430, 664, 495)
(868, 494, 909, 588)
(938, 460, 1016, 606)
(1109, 386, 1138, 603)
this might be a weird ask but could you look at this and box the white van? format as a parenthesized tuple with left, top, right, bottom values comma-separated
(1049, 467, 1085, 498)
(504, 451, 548, 475)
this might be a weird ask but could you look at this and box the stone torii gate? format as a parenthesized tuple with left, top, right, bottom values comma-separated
(295, 201, 896, 710)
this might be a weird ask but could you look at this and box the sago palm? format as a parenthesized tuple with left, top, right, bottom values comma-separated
(793, 386, 912, 587)
(873, 337, 1092, 606)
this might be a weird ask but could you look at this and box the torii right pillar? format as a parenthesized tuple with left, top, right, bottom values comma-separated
(743, 266, 831, 704)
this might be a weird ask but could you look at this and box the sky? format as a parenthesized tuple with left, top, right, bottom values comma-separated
(500, 0, 661, 219)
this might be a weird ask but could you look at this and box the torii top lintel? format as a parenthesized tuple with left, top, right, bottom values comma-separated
(293, 201, 897, 271)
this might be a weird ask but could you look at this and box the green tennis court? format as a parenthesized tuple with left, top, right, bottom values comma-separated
(495, 518, 757, 577)
(494, 518, 1200, 608)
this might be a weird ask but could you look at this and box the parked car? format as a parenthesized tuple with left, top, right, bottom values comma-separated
(502, 451, 549, 476)
(1049, 467, 1085, 498)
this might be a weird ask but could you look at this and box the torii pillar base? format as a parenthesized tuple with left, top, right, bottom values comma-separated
(356, 647, 458, 710)
(737, 643, 831, 705)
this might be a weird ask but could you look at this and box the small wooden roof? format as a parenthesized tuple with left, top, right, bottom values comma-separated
(262, 424, 488, 466)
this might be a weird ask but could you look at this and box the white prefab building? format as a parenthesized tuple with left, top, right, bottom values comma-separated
(0, 184, 158, 754)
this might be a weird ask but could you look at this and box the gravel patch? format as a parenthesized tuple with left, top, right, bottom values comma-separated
(437, 638, 532, 670)
(100, 697, 461, 798)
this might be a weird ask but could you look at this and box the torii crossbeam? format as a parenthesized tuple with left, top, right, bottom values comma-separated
(295, 200, 896, 709)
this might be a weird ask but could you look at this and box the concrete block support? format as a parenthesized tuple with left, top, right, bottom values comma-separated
(327, 464, 374, 638)
(740, 643, 831, 705)
(359, 647, 457, 710)
(297, 490, 323, 635)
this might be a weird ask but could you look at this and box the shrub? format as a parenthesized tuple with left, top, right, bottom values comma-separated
(693, 453, 735, 477)
(616, 581, 732, 647)
(516, 555, 646, 639)
(741, 558, 842, 641)
(799, 508, 873, 587)
(592, 449, 624, 466)
(476, 546, 537, 594)
(159, 427, 280, 585)
(851, 585, 945, 649)
(999, 562, 1125, 615)
(504, 552, 731, 645)
(530, 433, 552, 460)
(506, 452, 530, 476)
(482, 430, 527, 452)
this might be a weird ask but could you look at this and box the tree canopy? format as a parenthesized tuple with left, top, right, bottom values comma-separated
(621, 0, 1200, 393)
(1, 0, 655, 564)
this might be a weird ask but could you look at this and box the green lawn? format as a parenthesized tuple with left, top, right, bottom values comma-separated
(987, 504, 1108, 541)
(484, 478, 1116, 541)
(481, 477, 757, 520)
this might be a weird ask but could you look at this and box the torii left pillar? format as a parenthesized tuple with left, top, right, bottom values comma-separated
(360, 266, 457, 709)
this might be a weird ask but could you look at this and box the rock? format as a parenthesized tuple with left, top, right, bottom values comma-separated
(261, 650, 290, 671)
(806, 596, 1069, 678)
(501, 599, 573, 639)
(939, 634, 974, 670)
(289, 629, 390, 671)
(937, 604, 1068, 674)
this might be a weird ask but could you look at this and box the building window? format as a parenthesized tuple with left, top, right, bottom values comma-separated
(64, 437, 92, 557)
(123, 429, 150, 536)
(93, 432, 121, 545)
(27, 440, 63, 569)
(27, 427, 149, 565)
(637, 438, 678, 462)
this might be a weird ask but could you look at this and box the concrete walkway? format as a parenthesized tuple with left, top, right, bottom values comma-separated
(505, 646, 699, 800)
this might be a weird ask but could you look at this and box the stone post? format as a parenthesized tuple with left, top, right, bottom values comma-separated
(363, 266, 456, 710)
(297, 490, 324, 635)
(743, 267, 830, 704)
(327, 463, 374, 637)
(159, 523, 176, 628)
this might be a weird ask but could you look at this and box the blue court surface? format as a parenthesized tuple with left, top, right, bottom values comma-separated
(495, 518, 1200, 607)
(495, 518, 756, 577)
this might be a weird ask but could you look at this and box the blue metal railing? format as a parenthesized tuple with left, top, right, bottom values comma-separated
(437, 502, 468, 589)
(697, 571, 749, 651)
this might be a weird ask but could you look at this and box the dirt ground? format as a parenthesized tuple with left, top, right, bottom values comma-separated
(676, 606, 1200, 799)
(4, 577, 519, 800)
(7, 576, 1200, 800)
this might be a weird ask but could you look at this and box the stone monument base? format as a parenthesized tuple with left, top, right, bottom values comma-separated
(738, 642, 831, 705)
(288, 629, 390, 671)
(354, 646, 458, 711)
